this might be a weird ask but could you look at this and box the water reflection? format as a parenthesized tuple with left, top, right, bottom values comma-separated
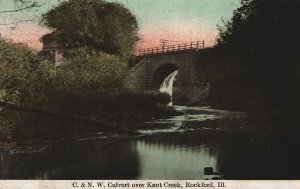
(136, 133, 218, 179)
(0, 139, 140, 179)
(0, 130, 299, 179)
(216, 133, 300, 179)
(0, 106, 299, 179)
(0, 132, 220, 179)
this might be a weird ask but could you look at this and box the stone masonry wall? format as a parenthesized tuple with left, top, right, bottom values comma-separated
(123, 49, 210, 105)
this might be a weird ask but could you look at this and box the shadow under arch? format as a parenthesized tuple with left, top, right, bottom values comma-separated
(151, 63, 179, 90)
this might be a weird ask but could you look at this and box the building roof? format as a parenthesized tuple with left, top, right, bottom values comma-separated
(41, 31, 65, 50)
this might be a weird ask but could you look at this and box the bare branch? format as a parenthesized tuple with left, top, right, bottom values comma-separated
(0, 79, 17, 90)
(0, 124, 15, 132)
(0, 112, 12, 123)
(0, 19, 33, 26)
(0, 2, 41, 14)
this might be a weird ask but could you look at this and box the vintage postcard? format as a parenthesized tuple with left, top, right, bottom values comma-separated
(0, 0, 299, 188)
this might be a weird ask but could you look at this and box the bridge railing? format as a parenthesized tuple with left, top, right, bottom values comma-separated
(138, 41, 205, 56)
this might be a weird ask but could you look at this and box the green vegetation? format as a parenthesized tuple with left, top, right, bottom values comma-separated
(199, 0, 299, 127)
(41, 0, 139, 56)
(0, 0, 177, 141)
(0, 42, 175, 141)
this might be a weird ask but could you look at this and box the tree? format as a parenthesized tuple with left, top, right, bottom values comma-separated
(0, 0, 42, 26)
(0, 0, 40, 14)
(41, 0, 139, 56)
(0, 41, 130, 140)
(217, 0, 299, 54)
(214, 0, 300, 124)
(0, 40, 40, 106)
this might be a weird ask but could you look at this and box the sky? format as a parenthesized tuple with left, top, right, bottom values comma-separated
(0, 0, 240, 50)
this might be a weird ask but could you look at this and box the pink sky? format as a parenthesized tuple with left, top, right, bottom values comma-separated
(1, 22, 218, 52)
(0, 0, 239, 52)
(136, 24, 218, 49)
(1, 22, 51, 50)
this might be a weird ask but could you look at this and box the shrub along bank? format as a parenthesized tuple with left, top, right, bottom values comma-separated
(0, 42, 178, 141)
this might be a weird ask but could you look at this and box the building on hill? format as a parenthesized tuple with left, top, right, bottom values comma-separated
(39, 32, 70, 66)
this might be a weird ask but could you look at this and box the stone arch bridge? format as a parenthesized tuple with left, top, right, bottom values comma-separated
(123, 42, 211, 105)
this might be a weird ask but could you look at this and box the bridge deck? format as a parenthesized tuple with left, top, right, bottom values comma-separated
(138, 41, 205, 56)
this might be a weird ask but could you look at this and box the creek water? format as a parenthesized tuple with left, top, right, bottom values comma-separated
(0, 106, 299, 179)
(159, 70, 178, 106)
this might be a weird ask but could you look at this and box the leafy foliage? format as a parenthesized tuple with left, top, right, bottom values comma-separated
(217, 0, 299, 54)
(209, 0, 300, 124)
(41, 0, 139, 56)
(0, 41, 39, 105)
(0, 42, 127, 106)
(0, 41, 176, 140)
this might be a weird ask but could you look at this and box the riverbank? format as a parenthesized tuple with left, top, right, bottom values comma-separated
(0, 111, 299, 179)
(0, 105, 298, 149)
(0, 93, 182, 143)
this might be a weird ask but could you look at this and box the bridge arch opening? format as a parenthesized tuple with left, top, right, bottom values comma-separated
(152, 63, 179, 105)
(152, 63, 179, 90)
